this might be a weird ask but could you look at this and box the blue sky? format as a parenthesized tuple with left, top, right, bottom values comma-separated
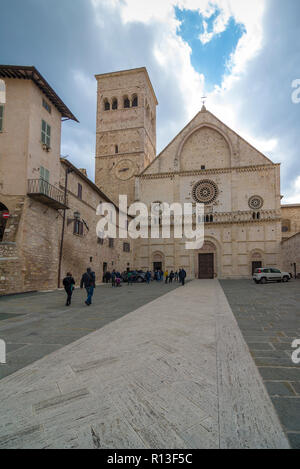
(175, 7, 245, 89)
(1, 0, 300, 201)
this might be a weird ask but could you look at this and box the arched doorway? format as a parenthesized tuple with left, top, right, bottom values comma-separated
(152, 251, 164, 272)
(0, 203, 9, 242)
(250, 251, 264, 275)
(197, 241, 217, 279)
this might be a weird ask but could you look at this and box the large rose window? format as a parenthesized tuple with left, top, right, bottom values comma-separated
(192, 180, 219, 205)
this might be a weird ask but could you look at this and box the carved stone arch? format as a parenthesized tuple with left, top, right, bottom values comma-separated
(152, 250, 165, 272)
(123, 95, 130, 108)
(249, 249, 265, 275)
(132, 94, 138, 107)
(174, 123, 234, 171)
(103, 97, 110, 111)
(111, 97, 118, 110)
(193, 236, 222, 279)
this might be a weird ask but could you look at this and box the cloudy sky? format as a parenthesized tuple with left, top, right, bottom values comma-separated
(1, 0, 300, 202)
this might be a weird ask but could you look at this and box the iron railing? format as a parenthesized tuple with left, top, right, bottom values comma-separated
(27, 179, 67, 208)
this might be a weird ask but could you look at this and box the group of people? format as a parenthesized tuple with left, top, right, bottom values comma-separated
(103, 270, 121, 284)
(160, 269, 187, 286)
(63, 267, 96, 307)
(62, 265, 187, 306)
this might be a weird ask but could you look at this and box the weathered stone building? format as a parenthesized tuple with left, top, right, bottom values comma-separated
(0, 65, 133, 295)
(95, 68, 157, 205)
(281, 232, 300, 278)
(95, 67, 289, 279)
(281, 204, 300, 240)
(60, 158, 133, 286)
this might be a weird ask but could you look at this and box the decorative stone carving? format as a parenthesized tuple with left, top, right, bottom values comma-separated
(192, 180, 219, 205)
(248, 195, 264, 210)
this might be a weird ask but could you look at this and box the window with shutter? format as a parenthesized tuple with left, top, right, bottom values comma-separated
(41, 120, 51, 148)
(78, 183, 82, 200)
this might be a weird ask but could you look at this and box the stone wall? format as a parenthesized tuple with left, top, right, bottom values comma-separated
(60, 161, 134, 288)
(95, 68, 157, 205)
(0, 242, 23, 295)
(136, 219, 282, 279)
(281, 205, 300, 240)
(281, 233, 300, 277)
(0, 196, 25, 295)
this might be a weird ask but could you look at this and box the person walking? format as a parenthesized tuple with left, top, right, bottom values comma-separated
(179, 268, 187, 286)
(164, 270, 169, 284)
(127, 271, 133, 286)
(80, 267, 96, 305)
(169, 270, 175, 284)
(63, 272, 75, 306)
(146, 270, 151, 284)
(105, 271, 111, 284)
(111, 269, 116, 287)
(174, 271, 179, 282)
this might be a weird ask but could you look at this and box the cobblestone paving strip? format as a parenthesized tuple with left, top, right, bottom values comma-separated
(220, 279, 300, 449)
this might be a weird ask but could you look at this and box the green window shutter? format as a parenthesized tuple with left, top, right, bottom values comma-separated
(41, 120, 51, 147)
(46, 124, 51, 147)
(41, 120, 46, 144)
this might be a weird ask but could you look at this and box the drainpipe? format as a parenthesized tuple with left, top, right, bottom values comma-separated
(58, 167, 73, 288)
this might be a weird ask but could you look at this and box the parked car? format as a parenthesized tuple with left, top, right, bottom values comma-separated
(121, 270, 146, 283)
(253, 268, 291, 284)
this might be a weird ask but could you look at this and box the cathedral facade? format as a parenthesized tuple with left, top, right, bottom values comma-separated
(95, 67, 282, 279)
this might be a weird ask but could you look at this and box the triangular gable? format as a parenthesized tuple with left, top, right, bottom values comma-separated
(140, 107, 274, 176)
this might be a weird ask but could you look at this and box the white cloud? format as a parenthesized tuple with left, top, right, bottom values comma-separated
(283, 176, 300, 204)
(80, 0, 300, 201)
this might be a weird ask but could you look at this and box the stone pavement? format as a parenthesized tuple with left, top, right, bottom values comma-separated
(220, 279, 300, 449)
(0, 281, 180, 380)
(0, 280, 289, 449)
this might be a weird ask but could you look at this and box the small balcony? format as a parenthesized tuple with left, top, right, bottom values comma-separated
(27, 179, 68, 210)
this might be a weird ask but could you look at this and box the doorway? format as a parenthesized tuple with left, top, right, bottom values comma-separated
(153, 262, 162, 271)
(0, 203, 9, 242)
(252, 261, 262, 275)
(198, 253, 214, 279)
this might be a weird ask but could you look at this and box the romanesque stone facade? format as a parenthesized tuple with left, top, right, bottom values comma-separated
(134, 107, 282, 278)
(94, 68, 284, 279)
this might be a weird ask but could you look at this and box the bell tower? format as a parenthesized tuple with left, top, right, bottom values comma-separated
(95, 67, 158, 204)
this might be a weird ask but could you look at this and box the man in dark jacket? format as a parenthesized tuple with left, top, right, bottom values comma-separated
(63, 272, 75, 306)
(80, 267, 96, 305)
(179, 268, 187, 286)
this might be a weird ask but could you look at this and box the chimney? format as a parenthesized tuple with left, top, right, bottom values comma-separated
(79, 168, 87, 177)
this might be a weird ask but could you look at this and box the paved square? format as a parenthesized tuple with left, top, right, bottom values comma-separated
(220, 279, 300, 449)
(0, 280, 289, 449)
(0, 282, 181, 380)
